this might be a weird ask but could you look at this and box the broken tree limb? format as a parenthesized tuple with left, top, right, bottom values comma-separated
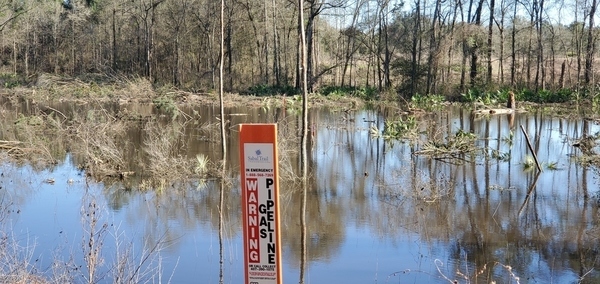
(518, 171, 541, 216)
(520, 124, 543, 172)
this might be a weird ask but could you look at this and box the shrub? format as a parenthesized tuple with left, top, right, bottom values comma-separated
(410, 93, 445, 110)
(318, 85, 378, 100)
(246, 84, 299, 96)
(372, 116, 418, 140)
(0, 73, 25, 88)
(152, 95, 178, 118)
(518, 88, 575, 103)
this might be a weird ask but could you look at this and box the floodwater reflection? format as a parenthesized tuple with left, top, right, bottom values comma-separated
(1, 101, 600, 283)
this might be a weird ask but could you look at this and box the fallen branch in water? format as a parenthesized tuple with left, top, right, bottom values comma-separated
(520, 125, 542, 172)
(0, 140, 27, 157)
(0, 140, 22, 147)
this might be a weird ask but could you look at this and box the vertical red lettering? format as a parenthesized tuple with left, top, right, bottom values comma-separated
(246, 178, 260, 263)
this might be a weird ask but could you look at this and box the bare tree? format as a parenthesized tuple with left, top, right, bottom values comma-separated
(0, 0, 25, 32)
(302, 0, 343, 91)
(534, 0, 545, 90)
(341, 0, 364, 87)
(486, 0, 495, 84)
(469, 0, 485, 87)
(426, 0, 441, 94)
(300, 0, 308, 177)
(585, 0, 598, 85)
(496, 0, 509, 84)
(411, 0, 422, 94)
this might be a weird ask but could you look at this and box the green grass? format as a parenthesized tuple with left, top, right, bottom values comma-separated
(410, 93, 445, 110)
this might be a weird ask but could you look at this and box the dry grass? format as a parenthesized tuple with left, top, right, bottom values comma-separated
(141, 120, 197, 189)
(69, 110, 129, 179)
(0, 198, 49, 284)
(414, 129, 480, 162)
(0, 109, 64, 168)
(274, 115, 303, 182)
(0, 188, 167, 284)
(381, 170, 456, 205)
(0, 75, 373, 186)
(29, 73, 157, 104)
(431, 259, 521, 284)
(6, 73, 371, 114)
(80, 195, 107, 284)
(0, 98, 226, 188)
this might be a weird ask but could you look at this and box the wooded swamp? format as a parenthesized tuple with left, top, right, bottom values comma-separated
(0, 97, 599, 283)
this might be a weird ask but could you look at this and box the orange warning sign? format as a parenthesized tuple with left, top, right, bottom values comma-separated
(239, 124, 282, 284)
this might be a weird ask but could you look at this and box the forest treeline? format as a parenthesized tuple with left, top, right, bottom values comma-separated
(0, 0, 598, 100)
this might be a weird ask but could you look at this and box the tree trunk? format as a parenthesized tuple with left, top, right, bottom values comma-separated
(299, 0, 308, 180)
(526, 9, 534, 87)
(341, 0, 362, 87)
(486, 0, 494, 84)
(145, 3, 151, 78)
(112, 8, 117, 71)
(218, 0, 226, 281)
(510, 0, 516, 86)
(272, 0, 280, 86)
(305, 1, 322, 92)
(534, 0, 545, 90)
(227, 19, 233, 90)
(71, 18, 75, 75)
(219, 0, 226, 159)
(411, 0, 421, 95)
(174, 28, 180, 86)
(560, 60, 566, 88)
(469, 0, 485, 87)
(306, 14, 315, 92)
(25, 23, 29, 76)
(585, 0, 597, 85)
(264, 0, 269, 85)
(496, 0, 505, 83)
(445, 0, 459, 87)
(427, 0, 440, 94)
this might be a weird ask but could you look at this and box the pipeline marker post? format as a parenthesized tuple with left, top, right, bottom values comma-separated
(239, 124, 282, 284)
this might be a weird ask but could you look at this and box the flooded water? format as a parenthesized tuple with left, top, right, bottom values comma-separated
(1, 99, 600, 283)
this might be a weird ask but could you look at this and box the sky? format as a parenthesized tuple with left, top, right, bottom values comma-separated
(321, 0, 589, 29)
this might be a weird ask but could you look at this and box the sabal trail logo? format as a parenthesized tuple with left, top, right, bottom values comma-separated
(247, 146, 271, 163)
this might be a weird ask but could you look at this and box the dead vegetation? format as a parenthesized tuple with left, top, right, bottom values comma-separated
(141, 120, 208, 190)
(0, 195, 47, 284)
(573, 132, 600, 166)
(2, 74, 600, 186)
(414, 129, 480, 161)
(0, 90, 310, 189)
(0, 110, 62, 168)
(5, 73, 365, 113)
(0, 98, 218, 188)
(0, 183, 167, 284)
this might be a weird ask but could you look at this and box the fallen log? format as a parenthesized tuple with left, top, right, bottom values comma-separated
(471, 108, 514, 115)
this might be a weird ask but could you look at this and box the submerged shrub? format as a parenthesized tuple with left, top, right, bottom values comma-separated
(152, 95, 178, 118)
(370, 116, 418, 140)
(415, 129, 479, 159)
(410, 93, 445, 110)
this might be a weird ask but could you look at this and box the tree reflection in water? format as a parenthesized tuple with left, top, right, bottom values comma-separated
(1, 102, 600, 283)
